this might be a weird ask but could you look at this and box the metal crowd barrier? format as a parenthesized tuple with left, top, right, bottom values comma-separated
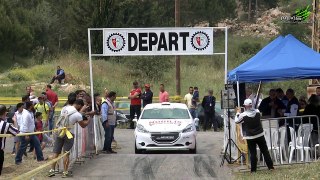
(258, 115, 320, 167)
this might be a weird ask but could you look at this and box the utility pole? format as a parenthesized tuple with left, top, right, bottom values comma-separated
(309, 0, 319, 87)
(248, 0, 251, 20)
(255, 0, 258, 18)
(312, 0, 319, 52)
(175, 0, 181, 96)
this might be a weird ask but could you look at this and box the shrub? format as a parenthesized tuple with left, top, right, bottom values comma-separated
(239, 42, 261, 55)
(7, 70, 29, 82)
(126, 56, 173, 81)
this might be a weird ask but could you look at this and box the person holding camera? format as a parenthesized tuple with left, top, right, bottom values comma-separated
(235, 99, 274, 173)
(48, 94, 91, 178)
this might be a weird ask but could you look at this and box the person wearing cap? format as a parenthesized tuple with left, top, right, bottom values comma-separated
(201, 89, 216, 131)
(235, 99, 274, 172)
(141, 84, 153, 108)
(29, 92, 39, 105)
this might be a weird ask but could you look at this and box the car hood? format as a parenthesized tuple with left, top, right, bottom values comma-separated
(137, 119, 193, 132)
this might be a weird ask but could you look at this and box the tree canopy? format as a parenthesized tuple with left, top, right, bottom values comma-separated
(0, 0, 237, 60)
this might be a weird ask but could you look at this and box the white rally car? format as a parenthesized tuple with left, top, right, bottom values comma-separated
(134, 102, 197, 154)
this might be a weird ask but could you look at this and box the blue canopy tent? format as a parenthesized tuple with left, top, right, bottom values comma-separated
(228, 34, 320, 105)
(228, 34, 320, 83)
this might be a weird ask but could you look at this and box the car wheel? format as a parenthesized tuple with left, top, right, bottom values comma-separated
(189, 142, 197, 154)
(135, 141, 142, 154)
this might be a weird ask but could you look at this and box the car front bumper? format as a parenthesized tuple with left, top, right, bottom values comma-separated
(135, 131, 196, 151)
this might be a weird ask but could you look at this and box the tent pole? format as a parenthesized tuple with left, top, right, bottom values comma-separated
(224, 27, 228, 84)
(237, 80, 240, 107)
(255, 81, 262, 109)
(223, 27, 228, 151)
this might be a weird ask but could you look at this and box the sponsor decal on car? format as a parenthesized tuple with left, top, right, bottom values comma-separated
(149, 120, 182, 126)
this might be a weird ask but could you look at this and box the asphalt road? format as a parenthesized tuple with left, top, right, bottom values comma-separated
(70, 129, 233, 180)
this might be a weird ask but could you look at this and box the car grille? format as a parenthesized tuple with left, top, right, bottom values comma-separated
(146, 144, 184, 147)
(151, 132, 180, 144)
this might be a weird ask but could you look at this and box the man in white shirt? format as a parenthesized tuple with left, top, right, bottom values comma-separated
(184, 87, 196, 119)
(12, 103, 24, 155)
(15, 101, 45, 165)
(235, 99, 274, 172)
(48, 94, 91, 178)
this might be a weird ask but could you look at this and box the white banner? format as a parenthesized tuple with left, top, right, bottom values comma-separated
(103, 28, 214, 56)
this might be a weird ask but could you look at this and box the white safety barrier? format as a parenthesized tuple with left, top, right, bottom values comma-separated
(94, 115, 105, 152)
(259, 115, 320, 165)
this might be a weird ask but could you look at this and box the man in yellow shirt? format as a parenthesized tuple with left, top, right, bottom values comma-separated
(34, 96, 50, 130)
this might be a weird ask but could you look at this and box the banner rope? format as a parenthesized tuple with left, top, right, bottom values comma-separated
(12, 151, 70, 180)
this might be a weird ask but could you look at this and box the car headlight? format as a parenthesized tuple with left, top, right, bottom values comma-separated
(136, 124, 149, 133)
(182, 124, 193, 133)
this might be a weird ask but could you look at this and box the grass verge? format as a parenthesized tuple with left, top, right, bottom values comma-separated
(236, 162, 320, 180)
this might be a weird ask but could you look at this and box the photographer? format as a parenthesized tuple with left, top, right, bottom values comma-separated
(48, 95, 91, 178)
(235, 99, 274, 172)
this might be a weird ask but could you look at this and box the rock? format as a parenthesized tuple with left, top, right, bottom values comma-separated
(270, 29, 278, 35)
(217, 22, 227, 27)
(270, 7, 281, 18)
(64, 73, 73, 83)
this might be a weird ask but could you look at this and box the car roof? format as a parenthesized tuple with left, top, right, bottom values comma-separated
(144, 103, 188, 110)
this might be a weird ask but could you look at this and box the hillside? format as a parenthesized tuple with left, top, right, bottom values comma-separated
(0, 1, 313, 99)
(0, 35, 309, 100)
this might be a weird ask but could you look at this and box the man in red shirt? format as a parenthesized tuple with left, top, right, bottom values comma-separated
(45, 84, 58, 131)
(128, 81, 142, 129)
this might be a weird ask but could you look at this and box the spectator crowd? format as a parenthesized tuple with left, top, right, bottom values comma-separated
(1, 76, 320, 177)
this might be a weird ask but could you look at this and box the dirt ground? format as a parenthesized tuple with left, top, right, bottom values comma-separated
(2, 141, 53, 179)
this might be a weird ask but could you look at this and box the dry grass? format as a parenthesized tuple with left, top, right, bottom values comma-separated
(236, 162, 320, 180)
(2, 149, 53, 179)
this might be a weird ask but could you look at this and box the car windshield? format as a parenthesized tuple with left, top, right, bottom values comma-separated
(215, 102, 222, 113)
(115, 102, 130, 109)
(141, 108, 190, 119)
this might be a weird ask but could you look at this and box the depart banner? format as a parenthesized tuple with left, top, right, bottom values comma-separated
(102, 28, 214, 56)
